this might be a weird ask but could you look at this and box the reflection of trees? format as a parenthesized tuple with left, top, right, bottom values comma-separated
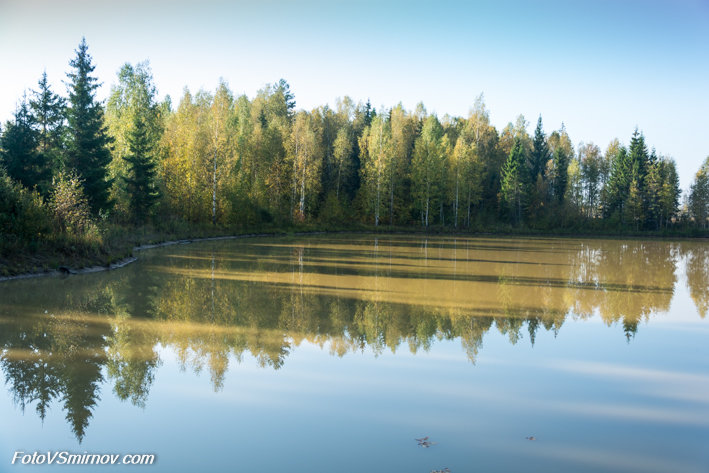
(0, 285, 113, 442)
(0, 236, 706, 441)
(105, 268, 161, 405)
(683, 244, 709, 318)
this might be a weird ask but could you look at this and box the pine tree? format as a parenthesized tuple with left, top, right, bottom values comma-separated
(0, 97, 50, 193)
(64, 38, 114, 214)
(122, 114, 160, 223)
(30, 71, 65, 174)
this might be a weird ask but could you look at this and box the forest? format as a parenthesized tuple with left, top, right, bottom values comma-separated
(2, 39, 709, 274)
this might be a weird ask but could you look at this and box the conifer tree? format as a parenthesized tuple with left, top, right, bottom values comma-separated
(30, 71, 65, 174)
(500, 138, 526, 224)
(603, 145, 631, 221)
(105, 62, 162, 216)
(0, 97, 50, 193)
(625, 178, 644, 230)
(552, 147, 569, 205)
(627, 128, 649, 225)
(529, 116, 549, 182)
(122, 113, 160, 223)
(64, 38, 114, 214)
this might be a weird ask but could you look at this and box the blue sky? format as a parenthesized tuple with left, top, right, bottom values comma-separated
(1, 0, 707, 189)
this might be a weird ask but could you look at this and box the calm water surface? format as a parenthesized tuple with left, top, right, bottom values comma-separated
(0, 235, 708, 473)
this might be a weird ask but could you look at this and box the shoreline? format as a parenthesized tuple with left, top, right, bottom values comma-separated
(0, 232, 285, 283)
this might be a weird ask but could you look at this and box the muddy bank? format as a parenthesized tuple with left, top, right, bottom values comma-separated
(0, 233, 283, 282)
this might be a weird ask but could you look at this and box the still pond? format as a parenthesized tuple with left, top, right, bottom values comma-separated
(0, 235, 708, 472)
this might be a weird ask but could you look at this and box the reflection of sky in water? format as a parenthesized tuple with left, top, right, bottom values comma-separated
(0, 236, 707, 472)
(2, 323, 707, 473)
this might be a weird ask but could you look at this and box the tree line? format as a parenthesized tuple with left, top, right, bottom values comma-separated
(2, 39, 708, 248)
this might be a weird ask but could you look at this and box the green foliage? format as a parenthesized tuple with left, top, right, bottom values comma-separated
(359, 113, 391, 225)
(0, 170, 51, 247)
(332, 127, 353, 199)
(657, 158, 680, 228)
(689, 157, 709, 229)
(603, 145, 631, 220)
(64, 38, 114, 214)
(122, 113, 160, 223)
(2, 38, 706, 270)
(105, 61, 163, 218)
(411, 115, 447, 227)
(529, 116, 549, 182)
(289, 111, 322, 222)
(30, 71, 66, 177)
(50, 171, 95, 235)
(318, 191, 348, 224)
(500, 138, 526, 224)
(578, 142, 602, 217)
(1, 97, 52, 194)
(552, 147, 569, 204)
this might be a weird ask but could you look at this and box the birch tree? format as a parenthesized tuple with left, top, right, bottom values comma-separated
(359, 114, 391, 226)
(289, 111, 321, 221)
(412, 115, 446, 227)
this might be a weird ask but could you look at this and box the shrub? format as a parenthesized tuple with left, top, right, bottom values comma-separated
(0, 170, 51, 246)
(50, 171, 96, 235)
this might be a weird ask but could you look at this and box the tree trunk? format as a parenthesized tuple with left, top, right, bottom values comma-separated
(336, 162, 341, 199)
(291, 130, 299, 222)
(300, 144, 306, 219)
(455, 173, 459, 228)
(212, 147, 217, 225)
(467, 187, 472, 228)
(390, 175, 394, 226)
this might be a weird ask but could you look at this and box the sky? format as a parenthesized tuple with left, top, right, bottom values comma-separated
(1, 0, 708, 189)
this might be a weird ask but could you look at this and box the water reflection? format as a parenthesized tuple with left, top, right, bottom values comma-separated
(0, 235, 706, 441)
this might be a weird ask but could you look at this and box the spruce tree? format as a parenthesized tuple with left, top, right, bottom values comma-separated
(0, 97, 50, 193)
(552, 147, 569, 205)
(627, 128, 649, 225)
(529, 116, 549, 181)
(30, 71, 65, 173)
(500, 138, 526, 224)
(65, 38, 113, 214)
(122, 113, 159, 223)
(603, 146, 631, 220)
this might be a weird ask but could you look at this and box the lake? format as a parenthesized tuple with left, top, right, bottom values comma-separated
(0, 235, 707, 472)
